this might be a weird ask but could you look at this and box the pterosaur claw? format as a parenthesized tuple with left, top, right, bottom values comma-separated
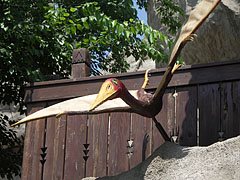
(56, 112, 65, 118)
(185, 34, 197, 42)
(142, 69, 151, 89)
(171, 63, 181, 74)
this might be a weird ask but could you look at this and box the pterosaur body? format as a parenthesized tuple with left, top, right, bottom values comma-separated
(12, 0, 221, 141)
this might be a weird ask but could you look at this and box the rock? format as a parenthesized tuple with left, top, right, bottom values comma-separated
(123, 53, 156, 72)
(147, 0, 240, 66)
(83, 135, 240, 180)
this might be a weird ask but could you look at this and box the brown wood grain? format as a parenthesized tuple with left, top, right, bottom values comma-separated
(199, 83, 220, 146)
(21, 102, 46, 180)
(42, 115, 67, 180)
(108, 112, 131, 176)
(221, 82, 233, 140)
(232, 81, 240, 137)
(176, 86, 197, 146)
(130, 114, 152, 169)
(25, 61, 240, 103)
(86, 114, 109, 177)
(64, 115, 87, 179)
(153, 88, 175, 151)
(221, 81, 240, 139)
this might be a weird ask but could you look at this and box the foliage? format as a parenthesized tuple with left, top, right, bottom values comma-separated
(44, 2, 171, 75)
(0, 0, 73, 113)
(0, 114, 23, 179)
(155, 0, 184, 34)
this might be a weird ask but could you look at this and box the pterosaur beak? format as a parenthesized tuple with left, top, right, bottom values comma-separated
(89, 81, 118, 111)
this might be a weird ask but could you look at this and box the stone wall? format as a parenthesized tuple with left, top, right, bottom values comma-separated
(147, 0, 240, 66)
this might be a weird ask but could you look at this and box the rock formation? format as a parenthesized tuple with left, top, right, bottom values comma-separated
(148, 0, 240, 66)
(83, 135, 240, 180)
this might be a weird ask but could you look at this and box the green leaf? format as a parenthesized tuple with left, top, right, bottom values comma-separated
(63, 13, 70, 17)
(82, 7, 88, 16)
(125, 30, 130, 39)
(70, 7, 76, 12)
(117, 24, 124, 35)
(83, 21, 89, 29)
(71, 26, 76, 34)
(123, 21, 128, 26)
(81, 17, 88, 22)
(77, 24, 82, 31)
(149, 31, 154, 44)
(60, 17, 66, 21)
(66, 27, 70, 34)
(130, 26, 136, 34)
(68, 19, 74, 24)
(89, 16, 96, 22)
(112, 20, 117, 28)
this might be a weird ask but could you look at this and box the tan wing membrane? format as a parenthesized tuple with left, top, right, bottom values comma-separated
(11, 91, 138, 127)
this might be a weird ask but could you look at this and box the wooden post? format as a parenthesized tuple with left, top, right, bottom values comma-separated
(71, 48, 91, 78)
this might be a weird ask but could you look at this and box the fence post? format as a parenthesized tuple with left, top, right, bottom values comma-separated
(71, 48, 91, 78)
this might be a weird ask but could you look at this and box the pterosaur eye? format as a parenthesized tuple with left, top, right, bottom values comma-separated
(107, 84, 112, 90)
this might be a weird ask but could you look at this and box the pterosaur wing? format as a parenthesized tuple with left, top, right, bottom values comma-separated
(11, 90, 138, 127)
(169, 0, 221, 64)
(153, 0, 221, 100)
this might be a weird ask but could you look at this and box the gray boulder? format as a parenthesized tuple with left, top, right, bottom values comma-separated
(83, 135, 240, 180)
(148, 0, 240, 66)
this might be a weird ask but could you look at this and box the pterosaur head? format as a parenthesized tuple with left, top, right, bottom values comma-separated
(89, 78, 124, 111)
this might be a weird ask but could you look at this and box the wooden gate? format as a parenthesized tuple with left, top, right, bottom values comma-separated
(21, 59, 240, 179)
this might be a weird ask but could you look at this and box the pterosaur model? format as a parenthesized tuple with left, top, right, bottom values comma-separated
(12, 0, 221, 141)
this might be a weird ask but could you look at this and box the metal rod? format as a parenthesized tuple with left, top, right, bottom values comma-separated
(152, 117, 171, 142)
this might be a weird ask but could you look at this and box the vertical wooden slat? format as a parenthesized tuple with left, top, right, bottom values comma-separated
(176, 86, 197, 146)
(153, 88, 175, 151)
(64, 115, 87, 179)
(221, 82, 233, 140)
(43, 115, 67, 180)
(199, 83, 220, 146)
(86, 114, 109, 177)
(130, 114, 152, 169)
(108, 112, 131, 176)
(21, 102, 46, 180)
(221, 81, 240, 139)
(232, 81, 240, 136)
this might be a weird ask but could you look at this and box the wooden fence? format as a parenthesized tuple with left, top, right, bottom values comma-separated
(21, 51, 240, 179)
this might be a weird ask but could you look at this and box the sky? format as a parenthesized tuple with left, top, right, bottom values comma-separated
(134, 1, 148, 25)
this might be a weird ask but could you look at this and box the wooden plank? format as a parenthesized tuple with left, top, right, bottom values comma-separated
(64, 115, 87, 179)
(108, 112, 131, 176)
(221, 82, 233, 140)
(86, 114, 109, 177)
(42, 115, 67, 179)
(169, 62, 240, 88)
(25, 61, 240, 103)
(130, 114, 152, 169)
(199, 83, 220, 146)
(21, 103, 46, 180)
(153, 88, 175, 151)
(221, 81, 240, 139)
(176, 86, 197, 146)
(232, 81, 240, 137)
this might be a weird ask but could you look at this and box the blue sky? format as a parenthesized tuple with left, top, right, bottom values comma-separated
(134, 1, 148, 25)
